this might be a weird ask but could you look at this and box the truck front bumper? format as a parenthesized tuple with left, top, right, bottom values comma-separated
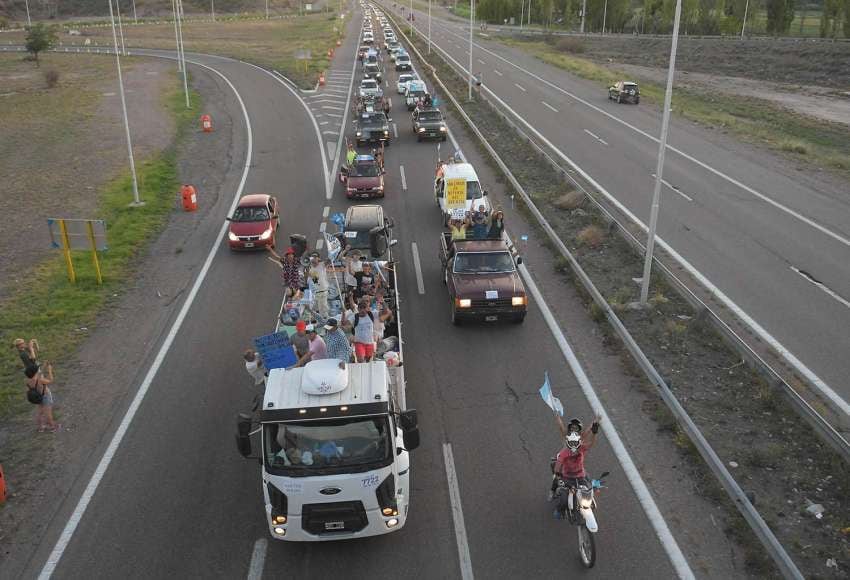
(266, 506, 408, 542)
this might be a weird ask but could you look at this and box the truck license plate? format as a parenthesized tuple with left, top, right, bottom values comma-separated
(485, 315, 498, 322)
(325, 521, 345, 530)
(244, 242, 254, 248)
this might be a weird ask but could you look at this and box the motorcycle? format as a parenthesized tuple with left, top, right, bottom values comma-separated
(552, 469, 609, 569)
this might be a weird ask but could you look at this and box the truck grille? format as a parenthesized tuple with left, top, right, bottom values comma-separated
(470, 298, 513, 308)
(302, 501, 368, 535)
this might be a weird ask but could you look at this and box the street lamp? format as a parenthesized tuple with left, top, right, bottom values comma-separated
(602, 0, 608, 34)
(107, 0, 141, 206)
(171, 0, 182, 72)
(212, 0, 216, 22)
(428, 0, 432, 53)
(741, 0, 750, 38)
(639, 0, 682, 305)
(175, 0, 190, 108)
(409, 0, 413, 36)
(116, 0, 126, 55)
(580, 0, 586, 32)
(468, 0, 474, 101)
(24, 0, 31, 27)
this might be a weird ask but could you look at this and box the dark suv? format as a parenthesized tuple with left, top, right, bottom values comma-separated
(608, 81, 640, 104)
(412, 107, 447, 142)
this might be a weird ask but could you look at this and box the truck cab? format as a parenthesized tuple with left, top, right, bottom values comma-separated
(238, 359, 419, 541)
(439, 232, 527, 324)
(434, 162, 490, 225)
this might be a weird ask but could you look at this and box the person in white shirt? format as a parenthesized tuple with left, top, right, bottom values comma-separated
(243, 349, 266, 387)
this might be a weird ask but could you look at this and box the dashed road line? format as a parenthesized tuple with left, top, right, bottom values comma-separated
(514, 83, 526, 92)
(323, 206, 330, 218)
(541, 101, 558, 113)
(493, 69, 503, 76)
(411, 241, 425, 294)
(319, 222, 327, 233)
(583, 128, 609, 146)
(651, 173, 693, 202)
(393, 122, 398, 139)
(443, 443, 474, 580)
(247, 538, 267, 580)
(399, 164, 407, 190)
(316, 238, 324, 250)
(477, 58, 486, 65)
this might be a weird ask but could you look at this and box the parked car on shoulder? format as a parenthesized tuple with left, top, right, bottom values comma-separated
(608, 81, 640, 104)
(227, 194, 279, 250)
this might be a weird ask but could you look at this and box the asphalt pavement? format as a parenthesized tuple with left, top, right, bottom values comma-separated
(21, 9, 691, 580)
(384, 3, 850, 416)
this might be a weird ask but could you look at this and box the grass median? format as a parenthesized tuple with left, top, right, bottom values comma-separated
(0, 79, 199, 420)
(497, 37, 850, 174)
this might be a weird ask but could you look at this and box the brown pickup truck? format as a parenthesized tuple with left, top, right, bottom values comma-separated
(439, 233, 528, 325)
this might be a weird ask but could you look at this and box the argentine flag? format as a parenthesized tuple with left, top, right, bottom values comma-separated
(539, 372, 564, 416)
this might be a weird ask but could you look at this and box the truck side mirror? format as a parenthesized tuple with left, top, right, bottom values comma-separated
(399, 409, 418, 430)
(403, 427, 420, 451)
(516, 256, 523, 265)
(235, 413, 253, 458)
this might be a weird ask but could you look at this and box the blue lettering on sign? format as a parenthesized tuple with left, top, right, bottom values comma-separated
(361, 474, 380, 488)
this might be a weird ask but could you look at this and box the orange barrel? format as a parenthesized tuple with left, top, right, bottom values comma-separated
(181, 185, 198, 212)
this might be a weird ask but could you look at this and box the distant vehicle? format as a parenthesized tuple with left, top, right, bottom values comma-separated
(339, 154, 386, 199)
(433, 162, 490, 225)
(358, 44, 371, 61)
(386, 39, 400, 54)
(359, 78, 383, 99)
(404, 80, 429, 110)
(364, 63, 383, 84)
(397, 73, 416, 94)
(364, 32, 375, 44)
(395, 54, 412, 72)
(608, 81, 639, 104)
(227, 194, 279, 250)
(412, 107, 447, 141)
(439, 233, 527, 324)
(354, 111, 391, 146)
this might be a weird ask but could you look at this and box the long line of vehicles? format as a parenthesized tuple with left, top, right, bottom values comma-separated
(231, 0, 532, 544)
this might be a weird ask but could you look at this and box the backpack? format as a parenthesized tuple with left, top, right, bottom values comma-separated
(26, 383, 43, 405)
(353, 310, 374, 328)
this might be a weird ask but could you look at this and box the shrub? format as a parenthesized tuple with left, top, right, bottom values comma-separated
(779, 139, 808, 154)
(556, 37, 586, 54)
(576, 225, 605, 248)
(553, 191, 584, 210)
(44, 69, 60, 88)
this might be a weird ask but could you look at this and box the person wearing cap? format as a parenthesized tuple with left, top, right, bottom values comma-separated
(14, 338, 40, 373)
(296, 325, 327, 367)
(324, 319, 353, 362)
(291, 320, 310, 363)
(308, 252, 330, 317)
(268, 246, 303, 297)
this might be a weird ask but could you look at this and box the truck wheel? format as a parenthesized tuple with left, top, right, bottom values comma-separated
(451, 306, 461, 326)
(417, 134, 422, 142)
(635, 97, 640, 105)
(512, 313, 527, 324)
(617, 95, 622, 104)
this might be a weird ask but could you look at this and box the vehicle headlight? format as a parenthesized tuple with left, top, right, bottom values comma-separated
(440, 126, 447, 132)
(418, 127, 426, 133)
(457, 298, 471, 308)
(260, 227, 273, 240)
(579, 496, 594, 509)
(384, 130, 389, 135)
(272, 515, 287, 524)
(356, 131, 362, 137)
(228, 231, 239, 241)
(273, 526, 286, 536)
(512, 296, 526, 306)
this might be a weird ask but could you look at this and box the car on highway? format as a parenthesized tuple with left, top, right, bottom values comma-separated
(439, 233, 527, 324)
(364, 31, 375, 44)
(608, 81, 640, 104)
(226, 194, 279, 250)
(386, 39, 399, 54)
(404, 80, 429, 109)
(354, 111, 391, 146)
(395, 53, 412, 72)
(363, 62, 383, 84)
(339, 154, 386, 199)
(359, 78, 383, 99)
(341, 204, 396, 260)
(397, 73, 416, 94)
(412, 107, 447, 141)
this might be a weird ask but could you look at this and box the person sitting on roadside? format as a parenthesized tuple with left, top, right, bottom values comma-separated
(488, 209, 505, 239)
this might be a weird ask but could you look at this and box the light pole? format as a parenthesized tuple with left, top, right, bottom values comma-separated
(740, 0, 749, 38)
(520, 0, 524, 29)
(131, 0, 137, 23)
(527, 0, 532, 27)
(24, 0, 31, 27)
(212, 0, 216, 22)
(602, 0, 608, 33)
(265, 0, 270, 20)
(176, 0, 190, 108)
(107, 0, 141, 206)
(171, 0, 182, 72)
(116, 0, 126, 55)
(428, 0, 432, 53)
(409, 0, 413, 36)
(580, 0, 586, 32)
(467, 0, 473, 101)
(639, 0, 682, 305)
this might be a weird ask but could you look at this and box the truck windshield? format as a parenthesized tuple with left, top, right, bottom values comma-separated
(454, 251, 515, 273)
(263, 416, 392, 476)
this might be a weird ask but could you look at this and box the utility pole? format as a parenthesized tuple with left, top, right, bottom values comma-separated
(741, 0, 749, 38)
(428, 0, 432, 52)
(108, 0, 141, 206)
(24, 0, 32, 27)
(520, 0, 524, 29)
(171, 0, 182, 72)
(527, 0, 532, 27)
(212, 0, 216, 22)
(116, 0, 126, 55)
(176, 0, 190, 108)
(409, 0, 413, 36)
(639, 0, 682, 305)
(265, 0, 270, 19)
(468, 0, 473, 101)
(602, 0, 608, 33)
(580, 0, 586, 32)
(131, 0, 137, 23)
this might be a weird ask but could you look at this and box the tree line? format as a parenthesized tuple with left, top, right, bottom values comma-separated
(471, 0, 849, 36)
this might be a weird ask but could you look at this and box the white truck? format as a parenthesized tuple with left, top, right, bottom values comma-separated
(236, 241, 418, 542)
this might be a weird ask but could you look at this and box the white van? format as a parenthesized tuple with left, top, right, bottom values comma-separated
(434, 162, 490, 225)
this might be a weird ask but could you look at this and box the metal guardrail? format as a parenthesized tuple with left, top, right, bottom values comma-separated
(388, 10, 807, 579)
(487, 27, 850, 43)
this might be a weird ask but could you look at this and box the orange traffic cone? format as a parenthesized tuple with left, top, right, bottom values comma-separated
(200, 114, 213, 132)
(181, 185, 198, 212)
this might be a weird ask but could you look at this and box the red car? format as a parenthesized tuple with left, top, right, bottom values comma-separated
(227, 194, 279, 250)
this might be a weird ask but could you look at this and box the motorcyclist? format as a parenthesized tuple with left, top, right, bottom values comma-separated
(549, 415, 601, 516)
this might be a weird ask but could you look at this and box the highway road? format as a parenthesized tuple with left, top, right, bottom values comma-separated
(386, 3, 850, 415)
(14, 8, 704, 580)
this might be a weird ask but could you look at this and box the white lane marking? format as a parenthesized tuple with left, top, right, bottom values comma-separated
(325, 112, 344, 118)
(319, 222, 327, 233)
(477, 58, 486, 65)
(393, 122, 398, 139)
(399, 164, 407, 190)
(513, 83, 526, 92)
(247, 538, 267, 580)
(323, 206, 330, 218)
(319, 121, 330, 125)
(411, 241, 425, 294)
(541, 101, 558, 113)
(327, 141, 336, 160)
(38, 56, 255, 580)
(321, 105, 345, 111)
(583, 128, 609, 146)
(518, 262, 696, 580)
(316, 238, 324, 250)
(791, 266, 850, 309)
(651, 173, 693, 202)
(436, 23, 850, 250)
(493, 69, 502, 76)
(443, 443, 474, 580)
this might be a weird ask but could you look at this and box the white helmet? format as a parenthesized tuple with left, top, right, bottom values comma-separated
(565, 431, 582, 451)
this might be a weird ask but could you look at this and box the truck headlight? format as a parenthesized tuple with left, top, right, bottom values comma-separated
(376, 474, 398, 517)
(260, 227, 273, 240)
(273, 515, 287, 524)
(268, 483, 288, 524)
(356, 131, 362, 137)
(440, 126, 447, 132)
(273, 527, 286, 536)
(512, 296, 526, 306)
(457, 298, 471, 308)
(228, 231, 239, 241)
(418, 127, 426, 133)
(384, 130, 389, 135)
